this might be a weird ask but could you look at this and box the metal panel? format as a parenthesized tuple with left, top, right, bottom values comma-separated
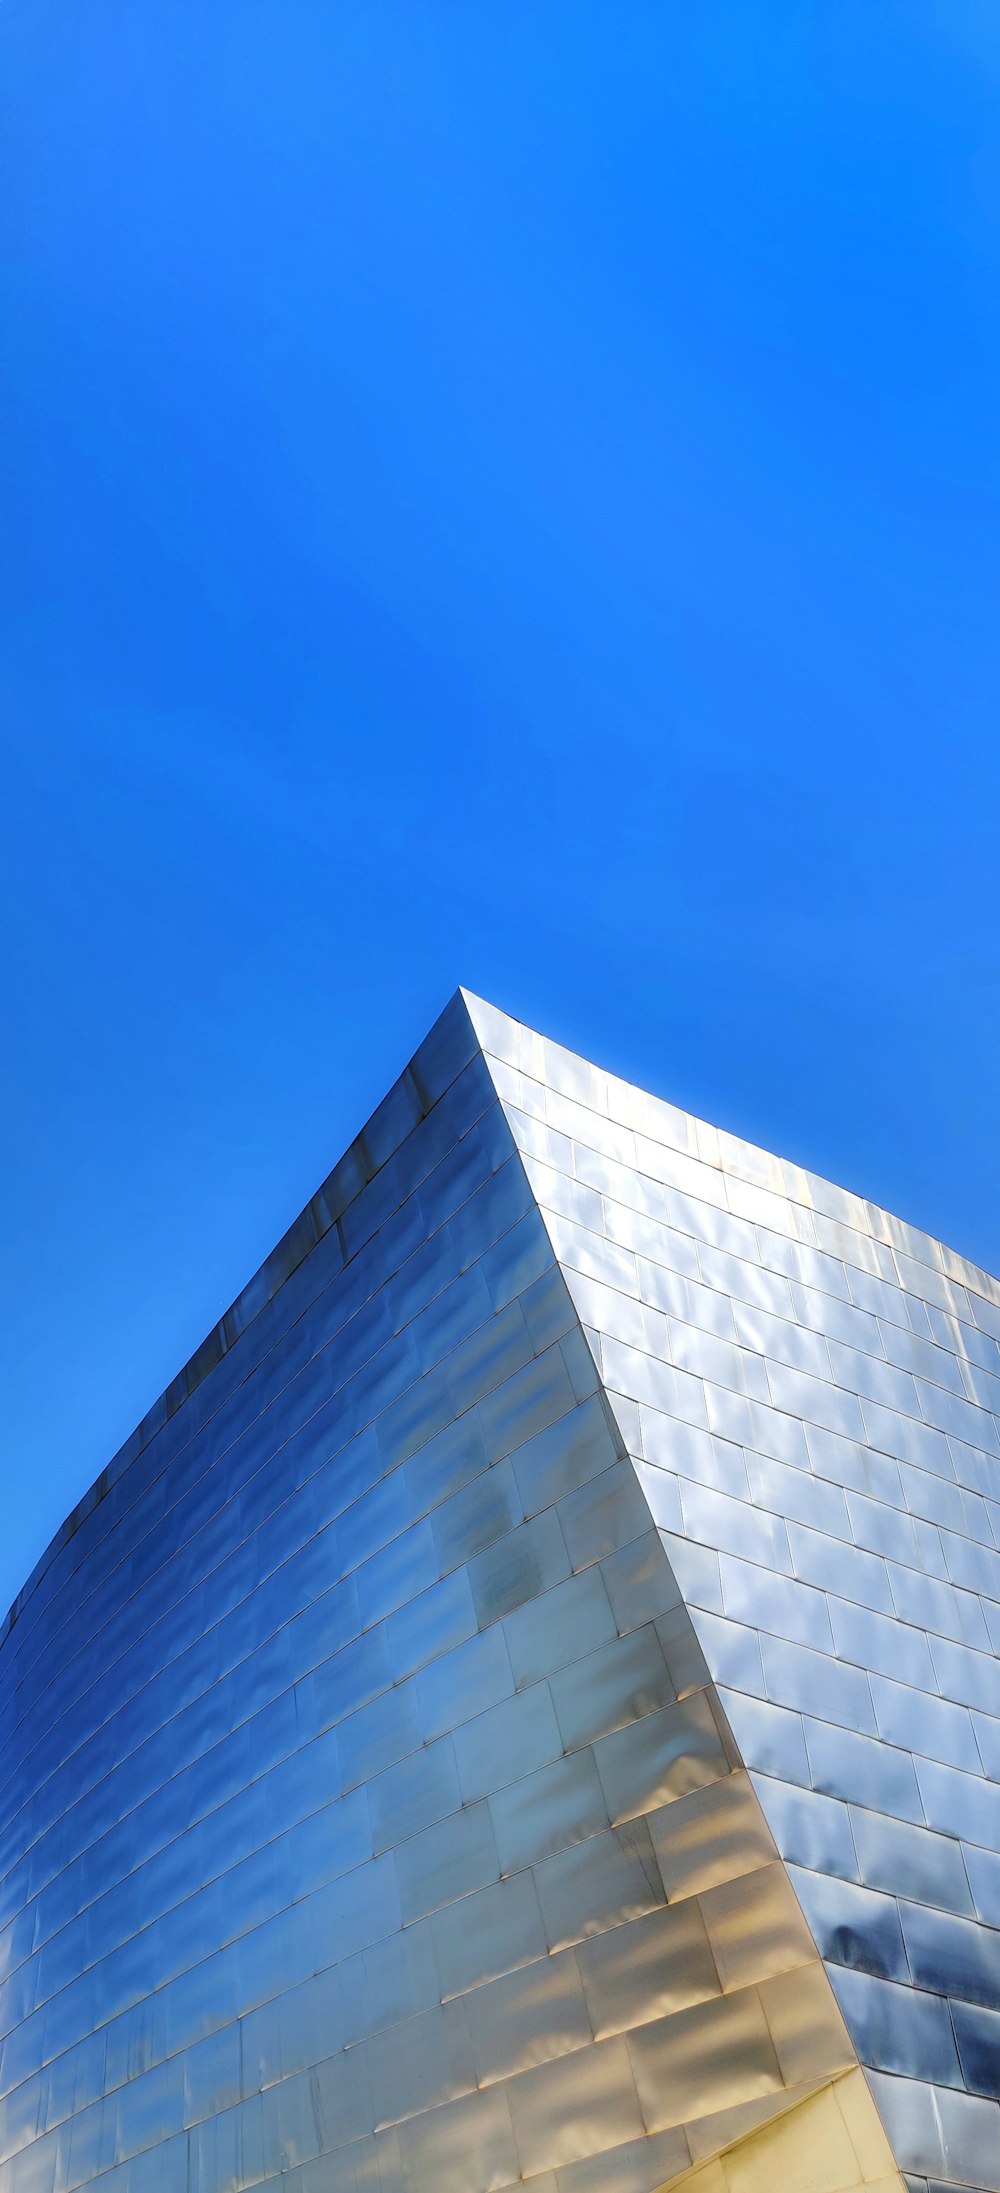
(9, 991, 1000, 2189)
(463, 995, 1000, 2191)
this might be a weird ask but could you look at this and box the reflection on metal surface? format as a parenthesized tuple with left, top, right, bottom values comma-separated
(654, 2069, 903, 2193)
(2, 992, 1000, 2188)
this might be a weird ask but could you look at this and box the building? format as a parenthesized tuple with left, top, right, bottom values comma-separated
(1, 989, 999, 2193)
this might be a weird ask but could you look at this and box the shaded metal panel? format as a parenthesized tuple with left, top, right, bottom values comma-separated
(466, 991, 1000, 2192)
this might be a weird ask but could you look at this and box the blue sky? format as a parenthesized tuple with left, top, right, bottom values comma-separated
(2, 2, 998, 1616)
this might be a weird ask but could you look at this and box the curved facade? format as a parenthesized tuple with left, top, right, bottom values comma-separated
(0, 992, 998, 2193)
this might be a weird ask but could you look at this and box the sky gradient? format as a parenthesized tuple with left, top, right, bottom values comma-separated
(2, 2, 998, 1617)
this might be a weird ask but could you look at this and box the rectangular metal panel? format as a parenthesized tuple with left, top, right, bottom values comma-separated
(8, 992, 1000, 2191)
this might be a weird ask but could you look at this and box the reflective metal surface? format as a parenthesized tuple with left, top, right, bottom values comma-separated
(2, 991, 997, 2190)
(467, 991, 1000, 2193)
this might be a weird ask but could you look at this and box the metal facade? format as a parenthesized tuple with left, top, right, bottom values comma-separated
(0, 992, 997, 2193)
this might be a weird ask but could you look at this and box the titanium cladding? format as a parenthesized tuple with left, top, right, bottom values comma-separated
(2, 990, 999, 2193)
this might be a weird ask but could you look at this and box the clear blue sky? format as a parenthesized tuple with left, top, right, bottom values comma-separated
(2, 3, 998, 1617)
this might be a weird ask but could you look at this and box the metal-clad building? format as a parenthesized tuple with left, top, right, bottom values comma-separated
(1, 989, 998, 2193)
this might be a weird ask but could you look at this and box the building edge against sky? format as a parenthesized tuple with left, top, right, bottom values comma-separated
(0, 990, 999, 2191)
(9, 988, 999, 1656)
